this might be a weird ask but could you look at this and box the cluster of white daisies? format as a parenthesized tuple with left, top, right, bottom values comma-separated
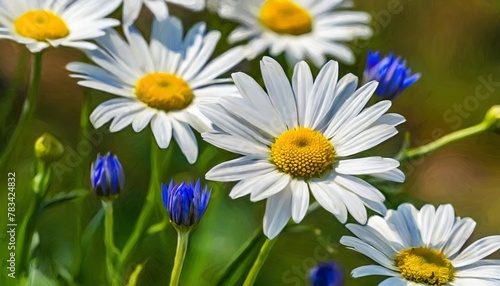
(1, 0, 498, 285)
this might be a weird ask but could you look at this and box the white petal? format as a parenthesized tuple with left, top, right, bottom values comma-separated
(309, 181, 347, 223)
(206, 157, 275, 182)
(333, 174, 385, 202)
(290, 179, 309, 223)
(352, 265, 399, 278)
(429, 204, 456, 250)
(263, 191, 293, 239)
(457, 264, 500, 280)
(151, 112, 172, 149)
(191, 46, 246, 88)
(122, 0, 142, 27)
(334, 124, 398, 157)
(232, 72, 285, 131)
(443, 218, 476, 258)
(144, 0, 168, 21)
(335, 157, 400, 175)
(250, 174, 290, 202)
(340, 236, 396, 270)
(372, 113, 406, 127)
(371, 169, 406, 183)
(201, 133, 269, 157)
(171, 119, 198, 164)
(346, 223, 401, 257)
(132, 108, 156, 132)
(451, 278, 500, 286)
(306, 60, 338, 129)
(199, 104, 271, 145)
(379, 277, 412, 286)
(292, 61, 313, 127)
(109, 104, 145, 132)
(333, 100, 392, 145)
(452, 236, 500, 268)
(182, 30, 221, 81)
(323, 81, 377, 137)
(260, 57, 298, 129)
(388, 204, 422, 247)
(229, 171, 282, 199)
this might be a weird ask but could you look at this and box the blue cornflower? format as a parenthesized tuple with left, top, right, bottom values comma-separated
(364, 50, 421, 100)
(90, 153, 124, 198)
(162, 179, 211, 230)
(309, 262, 344, 286)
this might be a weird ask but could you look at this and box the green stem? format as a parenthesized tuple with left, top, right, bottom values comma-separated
(0, 49, 29, 134)
(242, 238, 278, 286)
(17, 161, 50, 276)
(118, 136, 161, 269)
(401, 121, 490, 162)
(0, 52, 43, 170)
(77, 90, 91, 187)
(169, 231, 190, 286)
(102, 200, 120, 286)
(217, 202, 320, 284)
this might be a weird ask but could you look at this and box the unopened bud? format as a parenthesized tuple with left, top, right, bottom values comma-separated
(34, 133, 64, 163)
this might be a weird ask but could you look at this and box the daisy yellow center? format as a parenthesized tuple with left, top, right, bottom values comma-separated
(135, 73, 194, 111)
(14, 10, 69, 41)
(259, 0, 313, 36)
(394, 247, 455, 285)
(270, 128, 335, 178)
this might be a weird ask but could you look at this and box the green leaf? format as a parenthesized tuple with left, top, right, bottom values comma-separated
(146, 218, 168, 236)
(126, 263, 145, 286)
(215, 229, 266, 285)
(81, 208, 104, 249)
(40, 189, 88, 211)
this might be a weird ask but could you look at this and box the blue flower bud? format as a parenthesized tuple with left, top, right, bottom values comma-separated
(309, 262, 343, 286)
(90, 153, 124, 198)
(364, 50, 421, 100)
(162, 179, 211, 230)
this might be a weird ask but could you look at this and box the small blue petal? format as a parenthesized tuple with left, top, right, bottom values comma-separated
(161, 179, 211, 228)
(402, 73, 422, 89)
(90, 153, 124, 197)
(387, 66, 406, 99)
(364, 51, 421, 100)
(309, 262, 343, 286)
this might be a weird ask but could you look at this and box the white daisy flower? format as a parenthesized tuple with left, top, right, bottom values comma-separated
(201, 57, 405, 239)
(0, 0, 120, 53)
(122, 0, 205, 27)
(67, 17, 245, 164)
(341, 203, 500, 286)
(217, 0, 372, 66)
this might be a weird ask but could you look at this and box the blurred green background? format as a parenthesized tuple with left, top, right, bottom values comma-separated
(1, 0, 500, 285)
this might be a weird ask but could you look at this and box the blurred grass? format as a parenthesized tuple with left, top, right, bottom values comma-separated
(1, 1, 500, 285)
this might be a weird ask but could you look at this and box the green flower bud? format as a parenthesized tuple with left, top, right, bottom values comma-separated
(34, 133, 64, 163)
(483, 105, 500, 133)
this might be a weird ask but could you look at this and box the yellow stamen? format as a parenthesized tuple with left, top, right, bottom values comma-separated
(135, 73, 194, 111)
(14, 10, 69, 41)
(395, 247, 455, 285)
(259, 0, 313, 36)
(270, 127, 335, 178)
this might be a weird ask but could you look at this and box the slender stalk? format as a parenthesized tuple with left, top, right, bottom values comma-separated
(17, 161, 50, 276)
(0, 48, 29, 133)
(0, 52, 44, 170)
(401, 121, 490, 162)
(169, 231, 190, 286)
(118, 136, 161, 269)
(218, 202, 320, 284)
(102, 200, 120, 286)
(243, 238, 278, 286)
(77, 90, 91, 187)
